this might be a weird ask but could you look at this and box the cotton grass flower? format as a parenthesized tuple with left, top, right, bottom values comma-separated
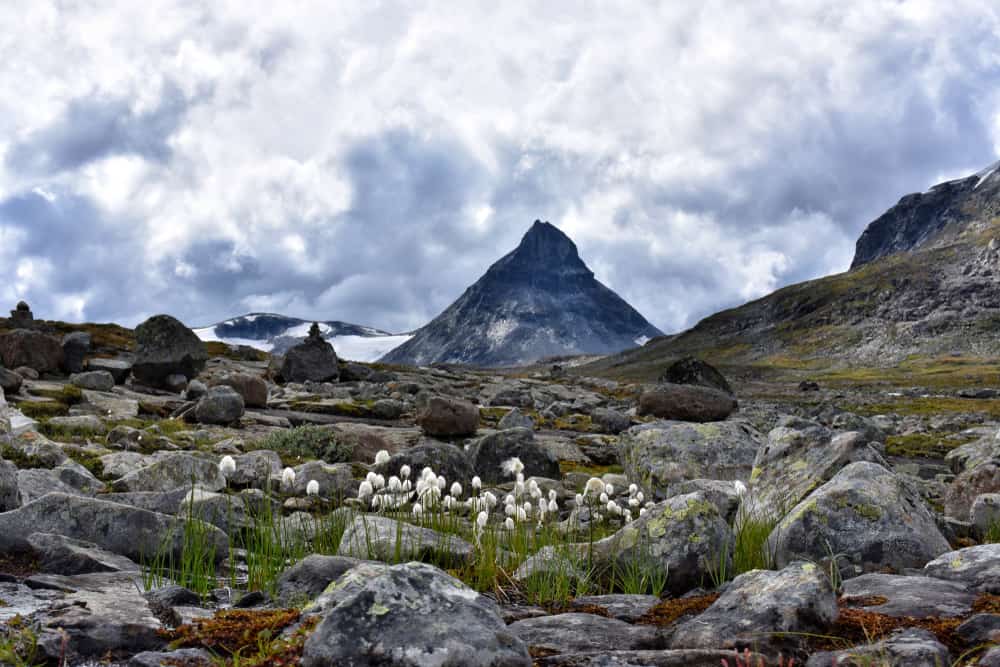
(628, 483, 638, 495)
(400, 465, 412, 479)
(412, 503, 423, 517)
(471, 475, 482, 490)
(281, 467, 296, 488)
(306, 480, 320, 497)
(734, 480, 748, 497)
(218, 455, 236, 478)
(504, 517, 515, 530)
(388, 476, 402, 492)
(548, 499, 558, 513)
(450, 482, 462, 497)
(374, 449, 390, 466)
(476, 511, 489, 530)
(584, 477, 605, 497)
(358, 480, 374, 499)
(501, 457, 525, 478)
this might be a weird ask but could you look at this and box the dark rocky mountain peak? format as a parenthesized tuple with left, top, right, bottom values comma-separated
(380, 220, 663, 367)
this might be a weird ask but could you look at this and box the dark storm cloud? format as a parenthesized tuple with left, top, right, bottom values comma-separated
(5, 85, 190, 175)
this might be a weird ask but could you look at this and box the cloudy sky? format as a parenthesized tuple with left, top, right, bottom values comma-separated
(1, 1, 998, 335)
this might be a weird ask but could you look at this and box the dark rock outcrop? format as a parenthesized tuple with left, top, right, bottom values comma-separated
(132, 315, 207, 388)
(659, 356, 734, 395)
(637, 383, 737, 422)
(279, 323, 339, 383)
(0, 329, 64, 373)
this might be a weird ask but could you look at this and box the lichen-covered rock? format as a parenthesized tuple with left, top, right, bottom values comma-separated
(70, 370, 116, 391)
(972, 493, 1000, 539)
(27, 532, 141, 575)
(670, 562, 837, 654)
(945, 432, 1000, 475)
(923, 544, 1000, 593)
(111, 452, 226, 493)
(212, 373, 268, 408)
(416, 396, 480, 437)
(508, 613, 663, 654)
(498, 407, 535, 430)
(467, 427, 560, 484)
(619, 420, 761, 500)
(592, 407, 631, 434)
(374, 440, 473, 486)
(0, 493, 227, 563)
(805, 628, 951, 667)
(193, 385, 245, 425)
(301, 561, 531, 667)
(132, 315, 207, 388)
(0, 329, 64, 373)
(47, 414, 107, 435)
(226, 449, 282, 489)
(16, 468, 91, 505)
(840, 573, 976, 618)
(637, 383, 736, 422)
(769, 462, 950, 578)
(741, 420, 883, 524)
(337, 515, 474, 566)
(290, 460, 355, 498)
(275, 554, 363, 607)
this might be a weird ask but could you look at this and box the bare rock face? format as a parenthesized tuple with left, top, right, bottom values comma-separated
(279, 323, 339, 383)
(132, 315, 207, 388)
(0, 329, 64, 373)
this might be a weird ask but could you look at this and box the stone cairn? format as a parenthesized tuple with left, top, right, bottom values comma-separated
(9, 301, 34, 329)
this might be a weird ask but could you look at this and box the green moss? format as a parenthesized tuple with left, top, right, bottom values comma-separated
(251, 426, 354, 465)
(885, 433, 977, 459)
(67, 451, 106, 480)
(0, 443, 50, 469)
(558, 461, 624, 477)
(288, 399, 375, 418)
(18, 401, 69, 419)
(852, 503, 883, 521)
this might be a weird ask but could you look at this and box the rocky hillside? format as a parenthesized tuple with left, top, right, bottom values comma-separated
(381, 221, 662, 367)
(587, 164, 1000, 381)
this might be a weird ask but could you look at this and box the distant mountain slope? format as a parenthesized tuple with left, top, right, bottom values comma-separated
(585, 164, 1000, 380)
(380, 221, 662, 367)
(194, 313, 411, 362)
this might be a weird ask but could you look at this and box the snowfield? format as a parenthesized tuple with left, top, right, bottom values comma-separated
(194, 327, 413, 363)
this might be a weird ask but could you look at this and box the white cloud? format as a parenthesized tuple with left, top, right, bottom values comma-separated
(0, 0, 997, 333)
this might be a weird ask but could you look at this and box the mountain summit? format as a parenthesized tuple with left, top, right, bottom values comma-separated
(381, 221, 662, 367)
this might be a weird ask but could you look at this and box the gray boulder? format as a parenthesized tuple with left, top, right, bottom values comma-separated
(840, 573, 976, 618)
(111, 451, 226, 493)
(0, 329, 64, 373)
(619, 420, 761, 501)
(498, 407, 535, 431)
(227, 449, 282, 489)
(659, 356, 734, 396)
(212, 373, 268, 408)
(61, 332, 91, 374)
(27, 532, 141, 575)
(86, 358, 132, 384)
(374, 441, 473, 487)
(592, 407, 631, 434)
(17, 468, 90, 505)
(290, 460, 355, 499)
(337, 514, 474, 566)
(48, 414, 107, 435)
(416, 396, 480, 437)
(70, 370, 116, 391)
(945, 461, 1000, 521)
(945, 432, 1000, 474)
(185, 379, 208, 400)
(923, 544, 1000, 593)
(0, 493, 227, 563)
(193, 385, 245, 425)
(300, 561, 531, 667)
(372, 398, 404, 420)
(508, 613, 662, 654)
(637, 383, 736, 422)
(132, 315, 208, 388)
(280, 325, 339, 383)
(769, 462, 950, 578)
(972, 493, 1000, 539)
(670, 562, 837, 654)
(467, 427, 560, 484)
(805, 628, 950, 667)
(275, 554, 363, 606)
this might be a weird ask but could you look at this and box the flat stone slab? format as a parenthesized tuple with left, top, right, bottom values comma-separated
(841, 573, 977, 618)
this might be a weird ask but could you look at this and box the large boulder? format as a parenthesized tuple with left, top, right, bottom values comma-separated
(227, 450, 282, 489)
(659, 356, 734, 396)
(70, 370, 115, 392)
(945, 462, 1000, 521)
(27, 532, 141, 575)
(637, 383, 736, 422)
(0, 493, 227, 563)
(193, 385, 245, 425)
(416, 396, 480, 437)
(467, 428, 560, 484)
(374, 440, 474, 486)
(290, 460, 355, 499)
(670, 562, 837, 654)
(840, 573, 977, 619)
(280, 324, 339, 383)
(61, 332, 91, 374)
(110, 452, 226, 493)
(131, 315, 207, 388)
(619, 420, 762, 501)
(212, 373, 268, 408)
(769, 462, 950, 578)
(741, 419, 884, 523)
(301, 561, 531, 667)
(923, 544, 1000, 593)
(0, 329, 64, 373)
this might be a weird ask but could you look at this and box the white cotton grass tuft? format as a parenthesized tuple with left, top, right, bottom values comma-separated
(504, 517, 515, 531)
(306, 480, 320, 496)
(400, 465, 412, 480)
(450, 482, 462, 497)
(501, 457, 525, 478)
(584, 477, 605, 497)
(471, 475, 482, 490)
(476, 510, 489, 530)
(219, 455, 236, 477)
(374, 449, 390, 466)
(412, 502, 423, 517)
(358, 480, 374, 499)
(388, 476, 402, 492)
(281, 467, 296, 487)
(605, 483, 614, 496)
(628, 483, 638, 495)
(599, 492, 609, 505)
(548, 498, 558, 513)
(734, 480, 748, 497)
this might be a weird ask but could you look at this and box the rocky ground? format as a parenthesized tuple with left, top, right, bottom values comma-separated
(1, 308, 999, 666)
